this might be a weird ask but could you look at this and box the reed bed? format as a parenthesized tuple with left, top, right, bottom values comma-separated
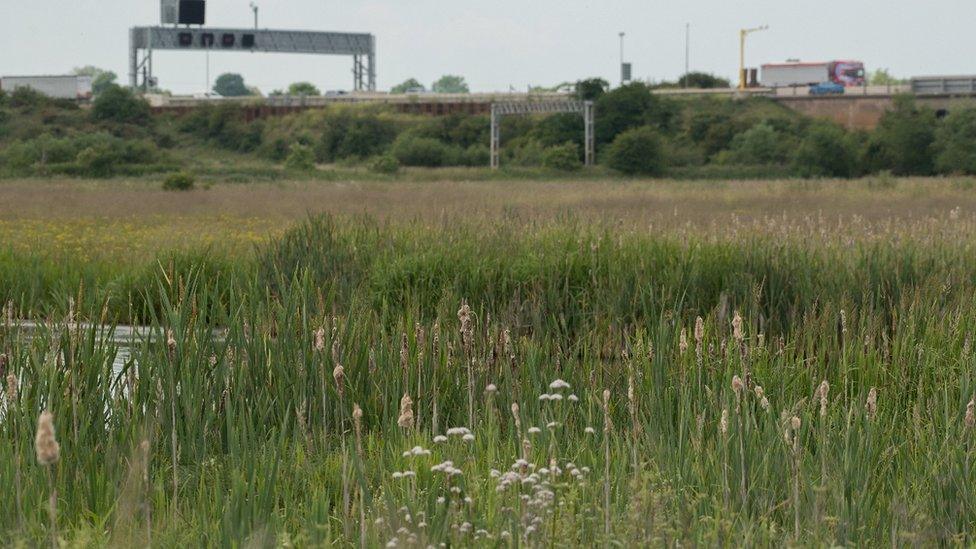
(1, 210, 976, 546)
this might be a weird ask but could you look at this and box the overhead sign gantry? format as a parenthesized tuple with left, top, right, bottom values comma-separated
(130, 1, 376, 92)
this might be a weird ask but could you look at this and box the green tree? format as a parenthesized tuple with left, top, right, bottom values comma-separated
(791, 121, 856, 177)
(391, 78, 426, 94)
(431, 75, 469, 94)
(678, 72, 731, 89)
(724, 122, 789, 164)
(213, 73, 252, 97)
(605, 126, 665, 176)
(575, 78, 609, 101)
(865, 95, 936, 175)
(91, 85, 151, 125)
(287, 82, 321, 96)
(595, 83, 677, 145)
(869, 69, 907, 86)
(934, 108, 976, 174)
(73, 66, 118, 96)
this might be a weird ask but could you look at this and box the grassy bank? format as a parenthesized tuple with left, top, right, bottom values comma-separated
(1, 177, 976, 545)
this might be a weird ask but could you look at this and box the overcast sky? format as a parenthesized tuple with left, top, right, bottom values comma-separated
(1, 0, 974, 94)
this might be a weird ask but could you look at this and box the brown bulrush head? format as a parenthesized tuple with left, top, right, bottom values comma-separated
(695, 316, 705, 346)
(732, 311, 744, 344)
(399, 333, 409, 374)
(965, 397, 975, 429)
(6, 372, 16, 402)
(679, 329, 689, 356)
(817, 380, 830, 418)
(166, 329, 177, 360)
(397, 394, 414, 429)
(35, 411, 60, 466)
(333, 364, 345, 397)
(732, 375, 744, 400)
(457, 302, 473, 352)
(352, 404, 364, 455)
(314, 327, 325, 353)
(865, 387, 878, 420)
(720, 409, 729, 435)
(602, 389, 613, 433)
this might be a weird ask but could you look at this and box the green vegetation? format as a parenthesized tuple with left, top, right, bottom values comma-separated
(213, 73, 253, 97)
(7, 80, 976, 179)
(162, 172, 195, 191)
(605, 127, 664, 175)
(541, 142, 581, 171)
(431, 74, 470, 94)
(72, 65, 118, 96)
(2, 205, 976, 545)
(391, 78, 426, 94)
(286, 82, 321, 96)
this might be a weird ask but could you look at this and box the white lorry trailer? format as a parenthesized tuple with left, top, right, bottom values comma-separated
(0, 75, 94, 100)
(760, 61, 866, 88)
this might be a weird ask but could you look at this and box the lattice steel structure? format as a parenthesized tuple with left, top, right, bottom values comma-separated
(490, 100, 594, 169)
(129, 26, 376, 92)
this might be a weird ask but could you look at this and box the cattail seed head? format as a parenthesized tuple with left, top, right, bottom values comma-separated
(817, 380, 830, 418)
(732, 311, 744, 343)
(694, 316, 705, 345)
(679, 329, 688, 355)
(731, 375, 744, 398)
(602, 389, 612, 433)
(5, 372, 15, 402)
(35, 411, 60, 466)
(965, 398, 975, 429)
(457, 302, 474, 351)
(166, 329, 177, 358)
(720, 409, 728, 435)
(333, 364, 345, 396)
(314, 327, 325, 352)
(397, 394, 414, 429)
(399, 333, 409, 373)
(865, 387, 878, 420)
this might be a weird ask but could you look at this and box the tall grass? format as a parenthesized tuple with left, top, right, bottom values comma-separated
(1, 213, 976, 545)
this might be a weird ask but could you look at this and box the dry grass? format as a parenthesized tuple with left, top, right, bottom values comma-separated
(0, 176, 974, 258)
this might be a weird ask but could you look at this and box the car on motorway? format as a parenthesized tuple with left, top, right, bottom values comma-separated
(808, 81, 845, 96)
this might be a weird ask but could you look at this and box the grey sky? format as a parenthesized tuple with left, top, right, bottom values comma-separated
(2, 0, 974, 94)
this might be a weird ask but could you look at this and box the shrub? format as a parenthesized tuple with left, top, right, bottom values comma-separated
(605, 126, 665, 176)
(934, 108, 976, 175)
(865, 95, 936, 175)
(91, 85, 151, 125)
(7, 87, 48, 109)
(284, 143, 316, 171)
(391, 134, 455, 167)
(596, 83, 655, 145)
(370, 154, 400, 174)
(724, 122, 789, 164)
(75, 145, 118, 177)
(163, 172, 195, 191)
(180, 104, 262, 152)
(461, 144, 490, 167)
(317, 112, 398, 162)
(791, 121, 856, 178)
(542, 142, 582, 171)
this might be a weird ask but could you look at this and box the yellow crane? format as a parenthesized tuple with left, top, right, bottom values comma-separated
(739, 25, 769, 89)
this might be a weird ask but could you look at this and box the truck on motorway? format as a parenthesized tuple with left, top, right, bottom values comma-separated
(0, 75, 93, 100)
(761, 61, 866, 88)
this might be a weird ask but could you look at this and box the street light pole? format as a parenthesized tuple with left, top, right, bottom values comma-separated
(619, 32, 625, 86)
(684, 23, 690, 87)
(250, 2, 259, 30)
(739, 25, 769, 90)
